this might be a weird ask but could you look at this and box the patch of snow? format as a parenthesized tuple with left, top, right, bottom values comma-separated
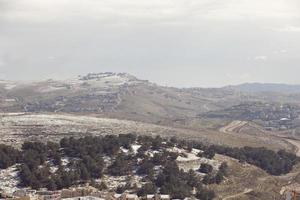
(61, 157, 71, 166)
(38, 86, 64, 93)
(168, 147, 185, 154)
(192, 148, 202, 154)
(50, 166, 58, 173)
(4, 99, 16, 102)
(0, 165, 20, 195)
(4, 83, 17, 90)
(101, 175, 127, 190)
(131, 145, 141, 154)
(146, 150, 161, 158)
(176, 153, 199, 162)
(280, 118, 290, 121)
(120, 147, 129, 153)
(0, 112, 25, 116)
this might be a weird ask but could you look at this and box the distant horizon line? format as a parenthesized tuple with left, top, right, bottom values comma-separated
(1, 72, 300, 89)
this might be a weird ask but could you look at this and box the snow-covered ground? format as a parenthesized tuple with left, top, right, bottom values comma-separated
(0, 73, 142, 96)
(0, 113, 183, 147)
(0, 165, 20, 195)
(131, 145, 141, 154)
(4, 83, 18, 90)
(176, 152, 199, 162)
(62, 72, 140, 92)
(100, 175, 127, 190)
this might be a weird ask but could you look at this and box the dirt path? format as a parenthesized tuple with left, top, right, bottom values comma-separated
(219, 121, 300, 155)
(285, 139, 300, 157)
(222, 189, 253, 200)
(219, 120, 248, 133)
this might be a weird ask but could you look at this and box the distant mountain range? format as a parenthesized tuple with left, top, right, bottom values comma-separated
(1, 73, 300, 126)
(227, 83, 300, 93)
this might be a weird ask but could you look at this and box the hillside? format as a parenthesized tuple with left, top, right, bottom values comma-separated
(0, 112, 292, 152)
(1, 73, 300, 199)
(0, 73, 241, 124)
(1, 73, 300, 151)
(2, 73, 300, 126)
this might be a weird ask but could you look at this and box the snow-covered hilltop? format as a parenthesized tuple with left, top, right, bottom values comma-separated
(78, 72, 139, 83)
(0, 72, 151, 113)
(0, 72, 146, 93)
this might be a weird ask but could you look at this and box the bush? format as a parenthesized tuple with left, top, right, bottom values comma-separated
(201, 148, 215, 159)
(199, 163, 213, 174)
(0, 145, 21, 169)
(219, 162, 228, 176)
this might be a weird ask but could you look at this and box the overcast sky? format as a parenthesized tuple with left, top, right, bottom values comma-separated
(0, 0, 300, 87)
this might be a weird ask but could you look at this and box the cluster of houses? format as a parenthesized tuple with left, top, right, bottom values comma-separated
(0, 186, 171, 200)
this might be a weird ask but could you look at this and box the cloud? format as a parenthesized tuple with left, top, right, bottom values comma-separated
(0, 0, 299, 24)
(254, 56, 268, 61)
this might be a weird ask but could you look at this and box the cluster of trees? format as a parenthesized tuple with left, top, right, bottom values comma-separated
(182, 140, 298, 175)
(155, 161, 198, 199)
(205, 145, 298, 175)
(131, 157, 214, 199)
(18, 134, 139, 190)
(18, 141, 81, 190)
(0, 133, 298, 199)
(16, 134, 166, 190)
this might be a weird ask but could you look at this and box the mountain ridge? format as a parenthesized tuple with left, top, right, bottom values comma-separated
(1, 72, 300, 127)
(225, 82, 300, 93)
(2, 72, 300, 93)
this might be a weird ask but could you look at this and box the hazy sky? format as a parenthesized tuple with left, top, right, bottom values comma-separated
(0, 0, 300, 87)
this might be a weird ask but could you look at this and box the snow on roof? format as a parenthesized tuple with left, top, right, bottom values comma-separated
(126, 194, 138, 198)
(280, 118, 291, 121)
(113, 194, 122, 198)
(160, 194, 170, 199)
(168, 147, 184, 153)
(176, 152, 199, 162)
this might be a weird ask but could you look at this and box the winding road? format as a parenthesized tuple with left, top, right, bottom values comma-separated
(284, 139, 300, 157)
(219, 120, 248, 133)
(220, 120, 300, 156)
(222, 189, 253, 200)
